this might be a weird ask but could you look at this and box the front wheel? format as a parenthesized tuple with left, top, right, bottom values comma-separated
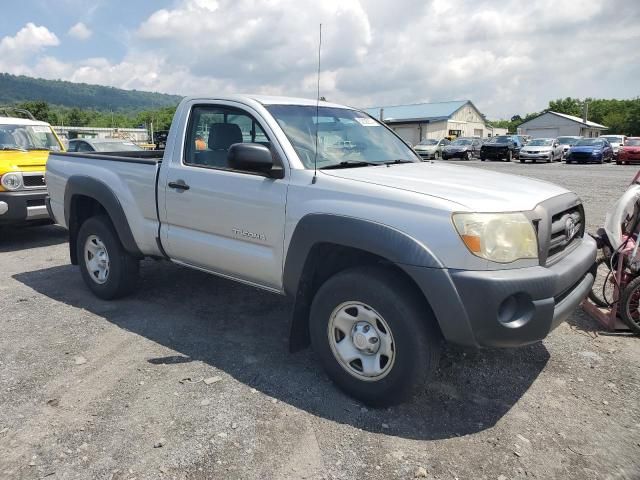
(506, 150, 513, 162)
(77, 215, 140, 300)
(463, 152, 470, 161)
(309, 266, 441, 406)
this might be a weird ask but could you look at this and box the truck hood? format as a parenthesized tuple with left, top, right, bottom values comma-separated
(0, 150, 49, 172)
(321, 162, 569, 212)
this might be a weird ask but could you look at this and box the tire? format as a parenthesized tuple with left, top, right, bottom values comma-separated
(506, 150, 513, 162)
(619, 276, 640, 334)
(434, 151, 440, 159)
(519, 159, 525, 163)
(588, 257, 614, 308)
(77, 215, 140, 300)
(309, 266, 441, 407)
(616, 160, 621, 165)
(463, 152, 469, 161)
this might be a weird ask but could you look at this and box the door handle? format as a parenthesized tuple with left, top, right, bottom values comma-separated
(168, 180, 190, 191)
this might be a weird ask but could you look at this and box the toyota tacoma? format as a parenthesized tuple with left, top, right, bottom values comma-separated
(46, 95, 596, 406)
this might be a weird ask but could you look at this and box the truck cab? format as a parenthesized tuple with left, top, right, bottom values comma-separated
(0, 109, 64, 225)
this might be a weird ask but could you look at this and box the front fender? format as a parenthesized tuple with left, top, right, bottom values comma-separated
(283, 213, 450, 351)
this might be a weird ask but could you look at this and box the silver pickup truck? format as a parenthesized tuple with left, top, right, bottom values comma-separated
(46, 95, 596, 406)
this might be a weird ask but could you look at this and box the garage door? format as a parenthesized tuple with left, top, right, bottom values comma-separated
(392, 126, 419, 146)
(526, 128, 559, 139)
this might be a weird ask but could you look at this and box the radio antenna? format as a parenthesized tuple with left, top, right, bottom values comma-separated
(312, 23, 322, 185)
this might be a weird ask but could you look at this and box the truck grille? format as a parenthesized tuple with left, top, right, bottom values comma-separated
(547, 207, 583, 263)
(529, 194, 585, 266)
(22, 173, 46, 189)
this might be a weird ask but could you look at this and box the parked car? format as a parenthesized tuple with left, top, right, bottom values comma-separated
(46, 94, 596, 407)
(617, 137, 640, 165)
(480, 135, 521, 161)
(601, 135, 627, 159)
(565, 138, 613, 164)
(519, 138, 563, 163)
(413, 138, 450, 160)
(441, 137, 482, 160)
(557, 136, 582, 158)
(0, 109, 64, 226)
(67, 138, 143, 153)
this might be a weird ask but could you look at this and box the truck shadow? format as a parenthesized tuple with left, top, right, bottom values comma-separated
(13, 260, 549, 441)
(0, 223, 67, 252)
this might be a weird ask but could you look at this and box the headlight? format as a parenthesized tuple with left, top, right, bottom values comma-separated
(0, 172, 23, 191)
(592, 150, 601, 156)
(452, 212, 538, 263)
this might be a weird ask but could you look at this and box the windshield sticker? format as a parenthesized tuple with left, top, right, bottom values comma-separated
(354, 117, 378, 127)
(30, 126, 51, 133)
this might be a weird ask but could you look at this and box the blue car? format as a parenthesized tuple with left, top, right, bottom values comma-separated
(565, 138, 613, 164)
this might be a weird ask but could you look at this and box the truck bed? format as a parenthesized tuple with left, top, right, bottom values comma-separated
(46, 150, 165, 257)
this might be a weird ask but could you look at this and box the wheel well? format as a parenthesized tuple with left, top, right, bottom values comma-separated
(68, 195, 107, 265)
(288, 242, 435, 352)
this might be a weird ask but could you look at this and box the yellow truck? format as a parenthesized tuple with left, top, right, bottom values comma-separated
(0, 109, 64, 225)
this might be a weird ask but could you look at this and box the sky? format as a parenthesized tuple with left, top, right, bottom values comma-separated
(0, 0, 639, 119)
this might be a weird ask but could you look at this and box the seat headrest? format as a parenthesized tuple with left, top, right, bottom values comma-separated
(208, 123, 243, 150)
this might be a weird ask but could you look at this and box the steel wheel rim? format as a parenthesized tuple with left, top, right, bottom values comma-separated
(327, 302, 395, 382)
(84, 235, 110, 284)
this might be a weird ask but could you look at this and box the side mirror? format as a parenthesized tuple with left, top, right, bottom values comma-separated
(228, 143, 283, 178)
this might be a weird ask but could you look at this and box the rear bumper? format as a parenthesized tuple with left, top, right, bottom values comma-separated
(0, 190, 50, 225)
(404, 236, 596, 348)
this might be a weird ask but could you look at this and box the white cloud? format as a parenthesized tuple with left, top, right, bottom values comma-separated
(0, 23, 59, 63)
(2, 0, 640, 118)
(68, 22, 92, 40)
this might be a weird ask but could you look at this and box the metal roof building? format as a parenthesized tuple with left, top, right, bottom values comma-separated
(517, 111, 607, 138)
(363, 100, 491, 145)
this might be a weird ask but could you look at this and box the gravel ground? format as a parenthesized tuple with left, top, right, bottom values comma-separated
(0, 161, 639, 480)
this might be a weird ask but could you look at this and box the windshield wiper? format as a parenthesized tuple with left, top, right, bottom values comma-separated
(26, 147, 50, 151)
(0, 146, 27, 152)
(382, 159, 414, 165)
(320, 160, 379, 170)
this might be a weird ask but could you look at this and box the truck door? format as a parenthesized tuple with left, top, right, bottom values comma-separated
(159, 103, 288, 292)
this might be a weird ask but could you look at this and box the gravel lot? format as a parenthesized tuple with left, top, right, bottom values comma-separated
(1, 161, 639, 480)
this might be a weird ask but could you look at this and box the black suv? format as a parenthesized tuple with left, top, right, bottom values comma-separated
(480, 136, 522, 162)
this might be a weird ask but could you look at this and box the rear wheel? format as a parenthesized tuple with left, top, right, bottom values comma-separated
(620, 276, 640, 334)
(309, 266, 441, 406)
(77, 215, 139, 300)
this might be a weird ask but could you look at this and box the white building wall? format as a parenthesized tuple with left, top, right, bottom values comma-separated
(449, 104, 486, 137)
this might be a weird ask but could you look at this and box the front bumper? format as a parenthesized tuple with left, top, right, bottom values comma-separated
(480, 148, 511, 160)
(404, 236, 596, 348)
(0, 190, 50, 225)
(441, 150, 467, 159)
(520, 152, 552, 160)
(416, 151, 437, 160)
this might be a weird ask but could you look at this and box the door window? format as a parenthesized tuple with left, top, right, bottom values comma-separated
(184, 105, 270, 170)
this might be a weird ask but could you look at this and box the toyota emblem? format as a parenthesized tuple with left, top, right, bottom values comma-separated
(565, 217, 578, 241)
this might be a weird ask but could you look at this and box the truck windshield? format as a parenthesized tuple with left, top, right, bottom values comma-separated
(266, 105, 420, 168)
(0, 124, 62, 151)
